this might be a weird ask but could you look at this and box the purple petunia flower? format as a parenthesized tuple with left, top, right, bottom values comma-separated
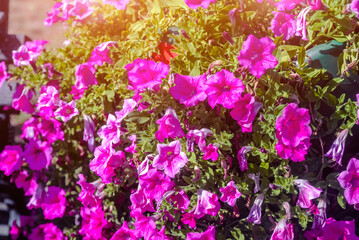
(247, 193, 264, 224)
(184, 0, 216, 9)
(125, 134, 137, 154)
(220, 180, 241, 207)
(187, 128, 213, 151)
(139, 168, 174, 201)
(169, 73, 207, 107)
(337, 157, 359, 205)
(125, 58, 169, 93)
(102, 0, 130, 10)
(40, 186, 66, 220)
(270, 219, 294, 240)
(325, 129, 348, 166)
(153, 140, 188, 178)
(230, 93, 263, 132)
(237, 35, 278, 79)
(186, 225, 215, 240)
(23, 140, 52, 171)
(155, 107, 185, 142)
(0, 145, 23, 176)
(205, 69, 245, 109)
(36, 86, 59, 119)
(237, 146, 252, 172)
(24, 40, 48, 60)
(37, 118, 64, 144)
(54, 100, 79, 122)
(275, 103, 312, 162)
(312, 198, 327, 229)
(83, 114, 96, 152)
(130, 209, 157, 239)
(293, 179, 322, 208)
(269, 12, 296, 41)
(166, 189, 190, 212)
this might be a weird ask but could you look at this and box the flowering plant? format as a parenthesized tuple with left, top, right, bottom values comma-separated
(2, 0, 359, 239)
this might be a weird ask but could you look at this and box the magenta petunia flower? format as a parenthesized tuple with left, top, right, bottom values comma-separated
(205, 69, 245, 109)
(184, 0, 216, 9)
(23, 140, 52, 171)
(167, 190, 190, 212)
(102, 0, 130, 10)
(169, 73, 207, 107)
(138, 169, 174, 201)
(155, 107, 185, 142)
(21, 117, 39, 140)
(246, 193, 264, 224)
(54, 100, 79, 122)
(90, 144, 125, 183)
(194, 189, 221, 218)
(36, 86, 59, 119)
(352, 0, 359, 17)
(11, 170, 38, 196)
(325, 129, 348, 166)
(186, 128, 213, 151)
(125, 134, 137, 154)
(130, 209, 157, 239)
(237, 35, 278, 79)
(12, 85, 35, 114)
(202, 143, 219, 161)
(125, 58, 169, 92)
(270, 219, 294, 240)
(186, 225, 215, 240)
(69, 0, 95, 20)
(83, 114, 96, 152)
(97, 114, 125, 145)
(130, 186, 155, 213)
(88, 41, 118, 66)
(28, 223, 64, 240)
(0, 62, 8, 89)
(337, 157, 359, 205)
(115, 98, 137, 121)
(147, 226, 171, 240)
(230, 93, 263, 132)
(182, 209, 197, 228)
(220, 180, 241, 207)
(0, 145, 23, 176)
(24, 40, 48, 60)
(153, 140, 188, 178)
(41, 186, 66, 220)
(275, 103, 312, 162)
(293, 179, 322, 208)
(79, 206, 108, 240)
(237, 146, 252, 172)
(77, 174, 101, 208)
(269, 12, 296, 41)
(110, 221, 137, 240)
(37, 118, 64, 144)
(27, 183, 45, 210)
(295, 6, 311, 41)
(12, 45, 31, 66)
(275, 0, 303, 11)
(75, 63, 98, 90)
(312, 198, 327, 229)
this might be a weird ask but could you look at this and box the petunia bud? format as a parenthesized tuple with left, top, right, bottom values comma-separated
(325, 129, 348, 166)
(229, 8, 239, 28)
(223, 31, 234, 45)
(246, 193, 264, 224)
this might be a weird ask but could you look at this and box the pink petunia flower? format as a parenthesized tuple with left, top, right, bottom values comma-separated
(12, 45, 32, 66)
(270, 219, 294, 240)
(54, 100, 79, 122)
(269, 12, 296, 41)
(167, 190, 190, 212)
(147, 226, 171, 240)
(325, 129, 348, 166)
(24, 40, 48, 60)
(97, 114, 125, 145)
(41, 186, 66, 220)
(75, 62, 98, 90)
(155, 107, 185, 142)
(186, 225, 216, 240)
(205, 69, 245, 109)
(90, 144, 125, 183)
(312, 198, 327, 229)
(88, 41, 118, 66)
(110, 221, 137, 240)
(295, 6, 311, 41)
(125, 58, 169, 93)
(186, 128, 213, 151)
(23, 140, 52, 171)
(337, 157, 359, 205)
(237, 146, 252, 172)
(130, 186, 155, 213)
(246, 193, 264, 224)
(352, 0, 359, 17)
(37, 118, 64, 144)
(275, 0, 303, 11)
(194, 189, 221, 218)
(184, 0, 216, 9)
(0, 62, 8, 89)
(125, 134, 137, 154)
(230, 93, 263, 132)
(28, 223, 64, 240)
(115, 98, 137, 121)
(220, 180, 241, 207)
(169, 73, 207, 107)
(275, 103, 312, 162)
(202, 143, 219, 161)
(237, 35, 278, 79)
(77, 174, 101, 208)
(12, 85, 35, 114)
(138, 169, 174, 201)
(69, 0, 95, 20)
(130, 209, 157, 239)
(36, 86, 59, 119)
(0, 145, 23, 176)
(102, 0, 130, 10)
(182, 208, 197, 228)
(11, 170, 38, 196)
(293, 179, 322, 208)
(21, 117, 39, 140)
(79, 206, 108, 240)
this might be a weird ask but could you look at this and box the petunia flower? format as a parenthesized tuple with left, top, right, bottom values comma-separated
(293, 179, 322, 208)
(75, 62, 98, 90)
(110, 221, 137, 240)
(69, 0, 95, 20)
(23, 140, 52, 171)
(0, 61, 8, 89)
(79, 206, 108, 240)
(269, 12, 296, 41)
(77, 174, 101, 208)
(130, 209, 157, 239)
(325, 129, 348, 166)
(186, 225, 215, 240)
(337, 157, 359, 205)
(130, 186, 155, 213)
(205, 69, 245, 109)
(275, 0, 303, 11)
(237, 34, 278, 79)
(352, 0, 359, 17)
(237, 146, 252, 172)
(220, 180, 241, 206)
(54, 100, 79, 122)
(125, 58, 169, 93)
(12, 85, 35, 114)
(194, 189, 221, 218)
(40, 186, 66, 220)
(184, 0, 216, 9)
(12, 45, 31, 66)
(11, 170, 38, 196)
(138, 169, 174, 201)
(88, 41, 118, 66)
(37, 118, 64, 144)
(312, 198, 327, 229)
(36, 86, 59, 119)
(166, 190, 190, 212)
(125, 134, 137, 154)
(182, 208, 197, 228)
(248, 173, 261, 194)
(202, 143, 219, 161)
(115, 98, 137, 121)
(230, 93, 263, 132)
(270, 219, 294, 240)
(24, 40, 48, 60)
(0, 145, 23, 176)
(28, 223, 64, 240)
(155, 107, 185, 142)
(97, 114, 125, 145)
(83, 114, 96, 152)
(169, 73, 207, 107)
(147, 226, 171, 240)
(153, 140, 188, 178)
(187, 128, 213, 151)
(102, 0, 130, 10)
(247, 193, 264, 224)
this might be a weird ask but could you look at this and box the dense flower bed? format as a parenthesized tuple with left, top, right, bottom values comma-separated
(1, 0, 359, 239)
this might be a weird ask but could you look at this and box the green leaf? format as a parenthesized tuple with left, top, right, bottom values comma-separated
(337, 194, 346, 209)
